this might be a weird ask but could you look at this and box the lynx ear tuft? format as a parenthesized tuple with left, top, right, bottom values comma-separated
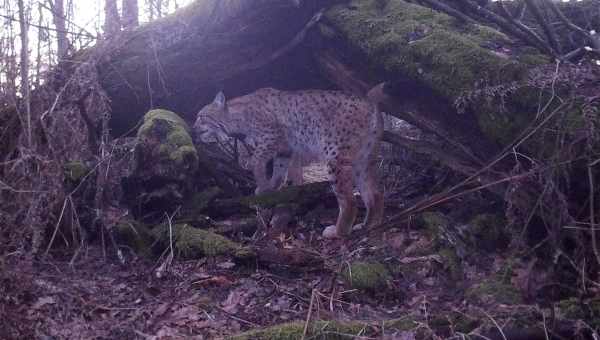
(214, 91, 226, 107)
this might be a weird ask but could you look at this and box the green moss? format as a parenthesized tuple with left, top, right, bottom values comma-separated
(63, 161, 89, 182)
(418, 212, 464, 281)
(229, 320, 367, 340)
(153, 223, 254, 259)
(114, 221, 155, 257)
(467, 213, 509, 251)
(242, 182, 329, 208)
(557, 297, 600, 327)
(171, 145, 197, 164)
(421, 211, 449, 238)
(325, 0, 549, 146)
(143, 108, 188, 127)
(326, 0, 538, 99)
(466, 279, 522, 305)
(137, 109, 199, 169)
(186, 186, 224, 212)
(558, 298, 586, 319)
(383, 315, 420, 331)
(438, 248, 463, 282)
(341, 261, 391, 291)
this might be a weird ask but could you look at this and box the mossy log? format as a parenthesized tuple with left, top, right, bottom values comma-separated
(198, 181, 336, 219)
(91, 0, 586, 173)
(114, 220, 254, 259)
(229, 317, 422, 340)
(95, 0, 334, 136)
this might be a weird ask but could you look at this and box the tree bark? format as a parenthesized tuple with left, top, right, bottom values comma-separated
(104, 0, 121, 37)
(122, 0, 139, 29)
(17, 0, 31, 147)
(50, 0, 69, 59)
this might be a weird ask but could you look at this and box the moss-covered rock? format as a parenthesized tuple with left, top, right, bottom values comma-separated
(63, 161, 90, 183)
(341, 261, 391, 291)
(130, 109, 200, 212)
(466, 278, 522, 305)
(137, 109, 198, 173)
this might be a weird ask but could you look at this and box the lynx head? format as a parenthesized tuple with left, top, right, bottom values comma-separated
(193, 92, 230, 143)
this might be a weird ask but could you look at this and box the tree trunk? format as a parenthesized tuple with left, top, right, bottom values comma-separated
(104, 0, 121, 37)
(50, 0, 69, 59)
(17, 0, 31, 147)
(122, 0, 139, 29)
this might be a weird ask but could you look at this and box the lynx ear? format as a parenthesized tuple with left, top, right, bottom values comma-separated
(214, 91, 226, 108)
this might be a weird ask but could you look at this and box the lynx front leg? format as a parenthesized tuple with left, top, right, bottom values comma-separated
(323, 162, 357, 239)
(252, 150, 279, 195)
(356, 163, 384, 228)
(269, 156, 291, 190)
(269, 155, 303, 229)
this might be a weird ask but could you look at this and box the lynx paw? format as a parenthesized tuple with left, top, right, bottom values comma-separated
(352, 223, 364, 231)
(322, 225, 339, 239)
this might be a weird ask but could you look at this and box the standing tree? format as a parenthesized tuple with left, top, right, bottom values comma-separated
(17, 0, 31, 146)
(104, 0, 120, 37)
(122, 0, 138, 29)
(49, 0, 68, 59)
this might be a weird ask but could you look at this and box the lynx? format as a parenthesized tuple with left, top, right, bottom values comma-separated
(194, 87, 384, 238)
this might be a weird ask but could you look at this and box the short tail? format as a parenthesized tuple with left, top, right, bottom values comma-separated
(366, 82, 388, 109)
(366, 82, 386, 140)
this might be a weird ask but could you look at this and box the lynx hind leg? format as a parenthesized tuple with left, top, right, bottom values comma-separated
(323, 162, 357, 239)
(269, 156, 291, 190)
(355, 163, 384, 228)
(269, 156, 304, 229)
(286, 156, 304, 186)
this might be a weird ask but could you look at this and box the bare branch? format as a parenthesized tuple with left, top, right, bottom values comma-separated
(545, 0, 600, 50)
(524, 0, 561, 54)
(418, 0, 475, 24)
(453, 0, 555, 56)
(496, 1, 550, 56)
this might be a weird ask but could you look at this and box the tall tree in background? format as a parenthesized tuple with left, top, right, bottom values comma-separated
(50, 0, 69, 59)
(122, 0, 139, 29)
(147, 0, 165, 20)
(104, 0, 120, 37)
(17, 0, 31, 146)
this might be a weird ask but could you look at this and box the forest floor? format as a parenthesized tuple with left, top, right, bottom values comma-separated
(1, 164, 594, 340)
(1, 205, 587, 340)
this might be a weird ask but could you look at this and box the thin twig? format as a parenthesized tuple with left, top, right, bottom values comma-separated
(301, 289, 316, 340)
(588, 164, 600, 266)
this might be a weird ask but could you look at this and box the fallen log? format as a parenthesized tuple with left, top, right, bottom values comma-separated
(95, 0, 334, 135)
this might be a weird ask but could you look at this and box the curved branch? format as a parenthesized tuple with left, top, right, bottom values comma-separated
(453, 0, 555, 56)
(496, 1, 551, 56)
(545, 0, 600, 50)
(524, 0, 562, 54)
(418, 0, 475, 24)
